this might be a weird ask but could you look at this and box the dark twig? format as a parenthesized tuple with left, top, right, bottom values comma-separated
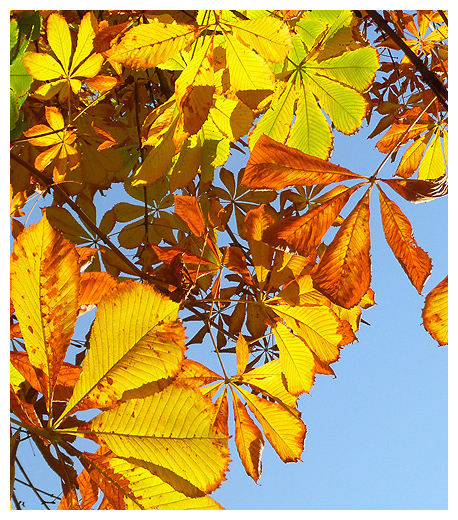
(367, 10, 448, 111)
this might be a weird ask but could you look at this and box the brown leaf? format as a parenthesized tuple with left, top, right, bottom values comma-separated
(262, 185, 360, 256)
(378, 187, 432, 293)
(381, 175, 448, 203)
(312, 189, 371, 308)
(243, 134, 366, 189)
(174, 195, 206, 237)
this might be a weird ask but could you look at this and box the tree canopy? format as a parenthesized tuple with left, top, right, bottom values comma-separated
(10, 9, 447, 510)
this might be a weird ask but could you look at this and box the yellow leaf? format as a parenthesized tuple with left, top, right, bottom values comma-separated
(109, 21, 202, 69)
(46, 13, 72, 72)
(70, 11, 99, 74)
(235, 333, 249, 375)
(379, 187, 432, 294)
(10, 213, 80, 409)
(23, 52, 65, 81)
(230, 387, 264, 482)
(82, 448, 224, 509)
(312, 189, 372, 309)
(236, 385, 305, 463)
(272, 322, 316, 396)
(270, 302, 355, 364)
(72, 52, 104, 79)
(422, 276, 448, 346)
(418, 131, 447, 180)
(228, 16, 292, 63)
(74, 383, 229, 494)
(59, 281, 185, 418)
(238, 358, 298, 411)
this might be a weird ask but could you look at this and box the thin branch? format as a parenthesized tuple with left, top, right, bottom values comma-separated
(10, 151, 165, 287)
(367, 10, 448, 110)
(15, 458, 51, 510)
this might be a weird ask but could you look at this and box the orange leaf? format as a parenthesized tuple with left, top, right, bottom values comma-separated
(381, 175, 448, 203)
(245, 205, 275, 290)
(230, 387, 264, 482)
(236, 333, 249, 375)
(262, 185, 360, 256)
(422, 276, 448, 346)
(378, 187, 432, 294)
(174, 195, 206, 237)
(79, 272, 117, 307)
(312, 189, 371, 308)
(243, 134, 365, 189)
(376, 122, 432, 154)
(222, 246, 253, 285)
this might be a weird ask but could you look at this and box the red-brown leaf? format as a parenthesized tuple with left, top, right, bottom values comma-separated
(243, 134, 366, 190)
(312, 189, 371, 308)
(381, 175, 448, 203)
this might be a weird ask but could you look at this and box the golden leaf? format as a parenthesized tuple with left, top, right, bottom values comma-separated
(422, 276, 448, 346)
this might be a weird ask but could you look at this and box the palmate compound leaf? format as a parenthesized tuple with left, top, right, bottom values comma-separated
(422, 276, 448, 346)
(243, 134, 366, 190)
(312, 188, 372, 309)
(378, 187, 432, 294)
(64, 447, 224, 510)
(67, 383, 229, 496)
(58, 281, 186, 420)
(10, 212, 80, 410)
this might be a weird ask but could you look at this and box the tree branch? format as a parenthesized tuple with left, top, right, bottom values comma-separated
(367, 10, 448, 111)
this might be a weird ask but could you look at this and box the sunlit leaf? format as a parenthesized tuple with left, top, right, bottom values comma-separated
(422, 276, 448, 346)
(243, 134, 366, 189)
(73, 383, 229, 494)
(60, 281, 185, 417)
(174, 195, 206, 237)
(312, 189, 371, 308)
(381, 175, 448, 203)
(10, 213, 80, 409)
(235, 333, 249, 375)
(378, 187, 432, 294)
(230, 387, 264, 482)
(236, 384, 306, 463)
(272, 322, 315, 395)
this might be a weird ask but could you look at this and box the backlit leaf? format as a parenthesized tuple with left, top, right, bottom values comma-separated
(60, 281, 185, 417)
(230, 387, 264, 482)
(272, 322, 315, 396)
(109, 21, 202, 69)
(74, 383, 229, 494)
(262, 184, 360, 256)
(312, 189, 371, 308)
(381, 176, 448, 203)
(174, 195, 206, 237)
(422, 276, 448, 346)
(235, 333, 249, 375)
(47, 13, 72, 72)
(243, 134, 366, 189)
(10, 213, 80, 409)
(236, 385, 306, 463)
(378, 187, 432, 294)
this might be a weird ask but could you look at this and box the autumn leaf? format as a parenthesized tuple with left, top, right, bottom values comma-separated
(10, 213, 80, 410)
(235, 385, 306, 463)
(381, 175, 448, 203)
(243, 135, 366, 190)
(23, 12, 104, 102)
(70, 383, 229, 495)
(109, 20, 203, 69)
(174, 195, 206, 237)
(272, 322, 316, 396)
(422, 276, 448, 346)
(378, 187, 432, 294)
(312, 189, 372, 309)
(262, 184, 361, 256)
(58, 281, 186, 418)
(235, 333, 249, 375)
(230, 387, 264, 482)
(23, 106, 80, 181)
